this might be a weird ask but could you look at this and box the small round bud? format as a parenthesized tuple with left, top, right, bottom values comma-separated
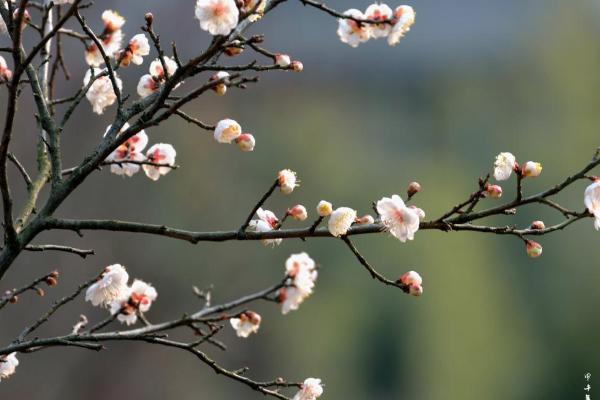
(290, 60, 303, 72)
(530, 220, 545, 230)
(235, 133, 256, 152)
(356, 214, 375, 225)
(316, 200, 333, 217)
(45, 276, 58, 287)
(288, 205, 308, 221)
(407, 181, 421, 198)
(36, 288, 45, 297)
(398, 270, 423, 286)
(274, 54, 291, 67)
(9, 295, 18, 304)
(144, 12, 154, 26)
(209, 71, 230, 96)
(485, 184, 503, 199)
(526, 240, 543, 258)
(522, 161, 542, 178)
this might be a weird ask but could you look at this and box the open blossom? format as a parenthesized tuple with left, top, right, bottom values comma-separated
(280, 253, 318, 314)
(235, 133, 255, 151)
(230, 311, 261, 338)
(293, 378, 324, 400)
(493, 152, 516, 181)
(0, 353, 19, 382)
(105, 123, 148, 177)
(0, 55, 12, 82)
(328, 207, 357, 237)
(195, 0, 239, 36)
(522, 161, 542, 177)
(249, 208, 282, 246)
(83, 68, 122, 114)
(209, 71, 230, 95)
(337, 9, 370, 47)
(84, 10, 125, 66)
(584, 180, 600, 230)
(110, 279, 158, 326)
(143, 143, 177, 181)
(278, 169, 298, 194)
(214, 118, 242, 143)
(118, 34, 150, 66)
(85, 264, 129, 307)
(388, 5, 415, 46)
(288, 205, 308, 221)
(137, 58, 178, 97)
(365, 3, 393, 38)
(377, 195, 421, 242)
(317, 200, 333, 217)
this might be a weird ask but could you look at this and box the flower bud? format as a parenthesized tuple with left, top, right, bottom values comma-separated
(407, 181, 421, 198)
(526, 240, 543, 258)
(398, 270, 422, 286)
(316, 200, 333, 217)
(9, 295, 18, 304)
(274, 53, 291, 67)
(224, 46, 243, 56)
(530, 220, 545, 230)
(356, 214, 375, 225)
(288, 205, 308, 221)
(485, 184, 503, 198)
(522, 161, 542, 178)
(36, 288, 45, 297)
(144, 12, 154, 26)
(234, 133, 255, 152)
(290, 60, 303, 72)
(408, 284, 423, 297)
(209, 71, 230, 95)
(45, 276, 58, 287)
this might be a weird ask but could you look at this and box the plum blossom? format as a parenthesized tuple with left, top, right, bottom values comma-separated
(234, 133, 255, 151)
(328, 207, 357, 237)
(274, 53, 291, 67)
(530, 220, 545, 230)
(195, 0, 239, 36)
(526, 240, 543, 258)
(0, 56, 12, 82)
(214, 118, 242, 143)
(485, 184, 503, 198)
(522, 161, 542, 178)
(387, 5, 416, 46)
(364, 3, 393, 39)
(279, 253, 318, 314)
(399, 270, 423, 296)
(278, 169, 298, 194)
(292, 378, 324, 400)
(249, 208, 282, 246)
(83, 68, 122, 114)
(143, 143, 177, 181)
(209, 71, 230, 95)
(105, 123, 148, 177)
(288, 205, 308, 221)
(230, 311, 261, 338)
(316, 200, 333, 217)
(376, 195, 421, 242)
(85, 264, 129, 307)
(0, 353, 19, 382)
(110, 279, 158, 326)
(493, 152, 516, 181)
(84, 10, 125, 66)
(356, 214, 375, 225)
(117, 34, 150, 66)
(337, 9, 371, 48)
(584, 180, 600, 230)
(290, 60, 303, 72)
(137, 57, 178, 97)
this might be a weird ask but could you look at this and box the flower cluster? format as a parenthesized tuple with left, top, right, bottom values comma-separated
(279, 253, 318, 314)
(85, 264, 158, 326)
(104, 123, 177, 181)
(230, 311, 262, 338)
(137, 57, 178, 98)
(85, 10, 126, 67)
(83, 68, 122, 114)
(214, 118, 256, 152)
(337, 4, 415, 47)
(0, 353, 19, 382)
(493, 152, 542, 181)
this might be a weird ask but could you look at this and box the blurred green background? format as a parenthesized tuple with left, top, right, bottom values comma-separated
(1, 0, 599, 398)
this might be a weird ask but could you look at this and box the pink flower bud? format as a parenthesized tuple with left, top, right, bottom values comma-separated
(522, 161, 542, 178)
(408, 284, 423, 297)
(288, 205, 308, 221)
(274, 53, 291, 67)
(407, 181, 421, 197)
(399, 270, 422, 286)
(356, 215, 375, 225)
(290, 60, 303, 72)
(526, 240, 543, 258)
(530, 220, 545, 230)
(485, 184, 503, 198)
(234, 133, 255, 152)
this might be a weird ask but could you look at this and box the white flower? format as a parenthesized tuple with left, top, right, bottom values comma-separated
(195, 0, 239, 36)
(85, 264, 129, 307)
(137, 74, 158, 98)
(234, 133, 255, 151)
(278, 169, 298, 194)
(293, 378, 324, 400)
(249, 208, 281, 246)
(143, 143, 177, 181)
(214, 118, 242, 143)
(105, 123, 149, 177)
(521, 161, 542, 178)
(493, 152, 516, 181)
(83, 68, 122, 114)
(110, 279, 157, 326)
(102, 10, 125, 32)
(584, 180, 600, 230)
(388, 5, 416, 46)
(316, 200, 333, 217)
(230, 311, 261, 338)
(376, 195, 420, 242)
(274, 53, 291, 67)
(0, 353, 19, 382)
(328, 207, 357, 237)
(0, 55, 11, 82)
(337, 9, 371, 48)
(119, 34, 150, 66)
(137, 58, 178, 97)
(364, 3, 393, 39)
(285, 252, 317, 294)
